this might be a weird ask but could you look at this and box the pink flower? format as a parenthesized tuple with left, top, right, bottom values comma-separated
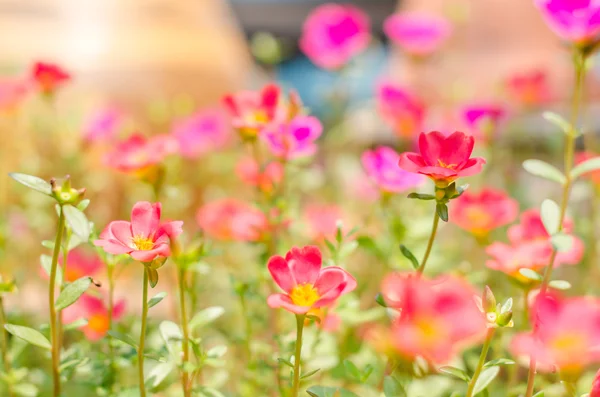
(592, 369, 600, 397)
(304, 204, 344, 241)
(104, 134, 177, 173)
(576, 151, 600, 184)
(511, 293, 600, 374)
(236, 157, 284, 194)
(83, 107, 124, 143)
(261, 115, 323, 159)
(223, 84, 281, 139)
(450, 188, 519, 238)
(376, 81, 426, 139)
(31, 61, 70, 96)
(506, 69, 552, 108)
(461, 103, 507, 141)
(171, 108, 230, 158)
(384, 12, 452, 56)
(64, 294, 125, 341)
(0, 77, 29, 112)
(398, 131, 486, 186)
(362, 146, 425, 193)
(60, 249, 103, 282)
(94, 202, 183, 262)
(267, 246, 356, 314)
(486, 209, 584, 279)
(300, 4, 370, 70)
(535, 0, 600, 45)
(381, 273, 486, 363)
(196, 199, 268, 242)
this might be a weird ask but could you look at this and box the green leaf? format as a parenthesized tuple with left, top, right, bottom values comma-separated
(375, 293, 388, 308)
(55, 277, 93, 311)
(550, 233, 574, 252)
(339, 240, 358, 259)
(343, 360, 361, 381)
(4, 324, 51, 350)
(383, 375, 407, 397)
(472, 366, 500, 395)
(519, 268, 542, 281)
(63, 318, 88, 331)
(147, 268, 159, 288)
(500, 298, 513, 314)
(571, 156, 600, 180)
(12, 383, 38, 397)
(439, 366, 470, 382)
(40, 255, 62, 285)
(207, 345, 227, 358)
(356, 236, 384, 258)
(543, 111, 572, 135)
(197, 387, 226, 397)
(549, 280, 572, 290)
(189, 306, 225, 330)
(532, 391, 544, 397)
(407, 193, 435, 200)
(436, 203, 449, 222)
(146, 362, 174, 389)
(301, 368, 321, 379)
(159, 321, 182, 345)
(523, 159, 566, 185)
(107, 330, 138, 349)
(76, 199, 90, 211)
(148, 292, 167, 309)
(8, 173, 52, 195)
(540, 199, 560, 235)
(483, 358, 516, 368)
(277, 358, 293, 368)
(399, 245, 419, 269)
(62, 205, 90, 241)
(306, 386, 360, 397)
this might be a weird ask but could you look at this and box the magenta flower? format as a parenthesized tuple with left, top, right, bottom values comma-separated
(461, 102, 507, 141)
(171, 108, 230, 158)
(83, 107, 124, 143)
(223, 84, 281, 139)
(94, 202, 183, 262)
(384, 12, 452, 56)
(376, 81, 425, 139)
(362, 146, 425, 193)
(261, 115, 323, 159)
(267, 246, 357, 314)
(535, 0, 600, 45)
(398, 131, 486, 186)
(104, 134, 177, 174)
(300, 4, 370, 70)
(0, 77, 29, 112)
(64, 294, 125, 341)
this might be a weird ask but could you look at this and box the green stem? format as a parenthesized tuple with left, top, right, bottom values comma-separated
(106, 262, 116, 389)
(138, 268, 149, 397)
(563, 380, 577, 397)
(416, 209, 440, 275)
(291, 314, 305, 397)
(466, 328, 495, 397)
(57, 231, 70, 354)
(0, 296, 14, 397)
(525, 49, 587, 397)
(178, 267, 191, 397)
(238, 291, 252, 359)
(49, 207, 65, 397)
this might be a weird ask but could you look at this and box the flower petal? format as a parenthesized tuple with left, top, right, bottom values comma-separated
(130, 244, 170, 262)
(314, 266, 356, 296)
(398, 152, 426, 173)
(268, 255, 296, 292)
(419, 131, 446, 165)
(107, 221, 133, 245)
(131, 202, 161, 238)
(439, 131, 474, 166)
(286, 246, 322, 285)
(157, 221, 184, 240)
(267, 293, 311, 314)
(457, 157, 486, 177)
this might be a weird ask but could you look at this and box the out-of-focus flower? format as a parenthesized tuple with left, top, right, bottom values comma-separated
(262, 115, 323, 159)
(398, 131, 486, 187)
(450, 188, 519, 238)
(31, 61, 70, 96)
(82, 107, 124, 143)
(64, 294, 125, 341)
(591, 369, 600, 397)
(267, 245, 356, 314)
(236, 157, 284, 194)
(362, 146, 425, 193)
(0, 77, 29, 112)
(223, 84, 281, 140)
(376, 81, 426, 139)
(506, 69, 552, 108)
(576, 151, 600, 184)
(94, 202, 183, 262)
(303, 204, 343, 241)
(306, 307, 342, 332)
(534, 0, 600, 46)
(461, 103, 507, 142)
(486, 209, 584, 279)
(384, 12, 452, 56)
(196, 198, 268, 242)
(300, 4, 370, 70)
(171, 108, 230, 158)
(60, 249, 103, 282)
(104, 134, 177, 174)
(381, 273, 486, 363)
(511, 293, 600, 375)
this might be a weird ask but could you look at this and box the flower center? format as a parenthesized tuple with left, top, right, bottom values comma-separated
(437, 159, 457, 169)
(290, 283, 320, 307)
(131, 235, 154, 251)
(88, 314, 109, 333)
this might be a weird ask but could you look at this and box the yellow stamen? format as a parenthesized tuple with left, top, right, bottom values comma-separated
(290, 283, 320, 307)
(88, 314, 109, 333)
(437, 159, 457, 169)
(131, 235, 154, 251)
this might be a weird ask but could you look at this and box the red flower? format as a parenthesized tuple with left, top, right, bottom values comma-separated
(222, 84, 281, 139)
(31, 61, 70, 96)
(235, 157, 284, 194)
(506, 69, 552, 108)
(450, 188, 519, 238)
(60, 249, 104, 282)
(592, 369, 600, 397)
(398, 131, 486, 186)
(63, 294, 125, 341)
(104, 134, 177, 174)
(376, 81, 426, 139)
(267, 246, 356, 314)
(94, 202, 183, 262)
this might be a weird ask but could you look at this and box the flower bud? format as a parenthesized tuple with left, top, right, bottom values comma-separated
(50, 176, 86, 205)
(482, 286, 497, 313)
(496, 310, 513, 327)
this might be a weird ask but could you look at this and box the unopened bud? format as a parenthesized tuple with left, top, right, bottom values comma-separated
(483, 286, 497, 313)
(496, 310, 513, 327)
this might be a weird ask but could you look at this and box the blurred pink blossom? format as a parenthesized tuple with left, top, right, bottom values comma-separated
(303, 203, 344, 241)
(171, 108, 230, 158)
(64, 294, 125, 341)
(535, 0, 600, 45)
(83, 107, 124, 143)
(60, 249, 103, 282)
(31, 61, 70, 96)
(0, 77, 29, 112)
(362, 146, 425, 193)
(196, 198, 268, 242)
(223, 83, 281, 139)
(104, 134, 177, 173)
(461, 102, 507, 141)
(261, 115, 323, 159)
(376, 81, 425, 139)
(384, 12, 452, 56)
(235, 157, 284, 194)
(506, 69, 552, 108)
